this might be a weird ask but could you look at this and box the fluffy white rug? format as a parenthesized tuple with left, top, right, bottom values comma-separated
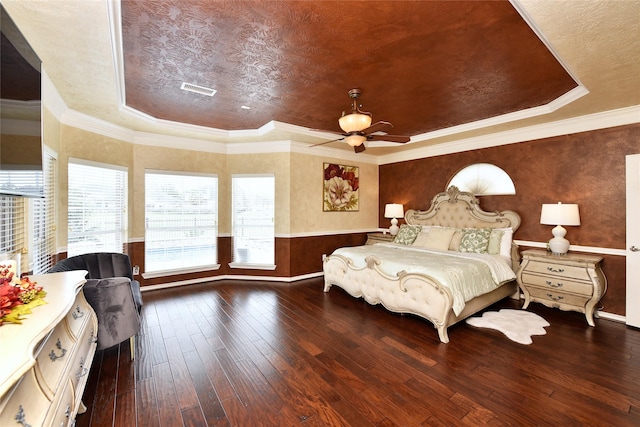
(465, 309, 550, 344)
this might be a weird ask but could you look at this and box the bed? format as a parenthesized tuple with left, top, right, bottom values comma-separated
(323, 186, 521, 343)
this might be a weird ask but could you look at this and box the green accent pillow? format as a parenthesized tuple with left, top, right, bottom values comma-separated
(459, 228, 492, 253)
(392, 225, 421, 245)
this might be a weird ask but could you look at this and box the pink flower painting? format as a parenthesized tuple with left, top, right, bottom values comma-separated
(323, 163, 359, 211)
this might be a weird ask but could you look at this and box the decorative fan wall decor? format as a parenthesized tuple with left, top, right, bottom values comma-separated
(311, 89, 410, 153)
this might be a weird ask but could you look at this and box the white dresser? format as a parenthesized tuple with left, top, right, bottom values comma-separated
(0, 270, 98, 427)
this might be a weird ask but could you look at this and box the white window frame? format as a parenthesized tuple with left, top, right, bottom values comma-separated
(0, 196, 26, 276)
(230, 173, 276, 270)
(143, 169, 219, 277)
(67, 158, 128, 257)
(30, 147, 56, 274)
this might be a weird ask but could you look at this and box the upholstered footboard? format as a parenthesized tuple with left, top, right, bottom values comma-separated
(323, 253, 457, 343)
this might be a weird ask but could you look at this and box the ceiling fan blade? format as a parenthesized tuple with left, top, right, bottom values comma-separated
(361, 121, 393, 134)
(309, 128, 346, 136)
(354, 144, 366, 153)
(367, 134, 411, 143)
(309, 137, 345, 148)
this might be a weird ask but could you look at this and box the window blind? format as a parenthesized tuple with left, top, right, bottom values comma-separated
(68, 159, 128, 257)
(231, 174, 275, 265)
(31, 151, 56, 273)
(0, 196, 26, 275)
(145, 171, 218, 273)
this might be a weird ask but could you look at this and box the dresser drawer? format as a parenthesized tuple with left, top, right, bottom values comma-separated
(0, 369, 50, 427)
(34, 321, 76, 398)
(45, 379, 74, 427)
(520, 272, 594, 296)
(525, 260, 591, 281)
(527, 286, 590, 309)
(65, 292, 92, 339)
(70, 321, 97, 392)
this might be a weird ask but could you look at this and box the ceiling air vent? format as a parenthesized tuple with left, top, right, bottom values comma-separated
(180, 82, 217, 97)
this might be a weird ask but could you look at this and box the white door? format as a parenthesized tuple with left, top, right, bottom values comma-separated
(626, 154, 640, 327)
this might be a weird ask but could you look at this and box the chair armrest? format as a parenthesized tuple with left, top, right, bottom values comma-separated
(83, 277, 141, 350)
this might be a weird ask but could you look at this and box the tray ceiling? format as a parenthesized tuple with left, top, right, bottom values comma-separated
(120, 0, 576, 136)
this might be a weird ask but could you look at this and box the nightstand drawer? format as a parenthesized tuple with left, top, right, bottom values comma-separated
(525, 260, 591, 281)
(366, 233, 394, 245)
(520, 273, 594, 296)
(527, 286, 590, 308)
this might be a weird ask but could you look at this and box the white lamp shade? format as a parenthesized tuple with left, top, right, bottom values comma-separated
(344, 134, 367, 147)
(540, 203, 580, 226)
(384, 203, 404, 219)
(540, 202, 580, 255)
(338, 113, 372, 133)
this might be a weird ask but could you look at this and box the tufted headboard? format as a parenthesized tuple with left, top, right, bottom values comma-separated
(404, 186, 521, 269)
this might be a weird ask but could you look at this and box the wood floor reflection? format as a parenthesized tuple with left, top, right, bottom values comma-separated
(76, 278, 640, 427)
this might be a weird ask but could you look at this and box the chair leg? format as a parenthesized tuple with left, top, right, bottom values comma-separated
(130, 335, 135, 361)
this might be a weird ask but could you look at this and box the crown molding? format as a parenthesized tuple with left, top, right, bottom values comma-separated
(378, 105, 640, 165)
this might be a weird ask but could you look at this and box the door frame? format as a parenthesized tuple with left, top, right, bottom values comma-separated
(626, 154, 640, 327)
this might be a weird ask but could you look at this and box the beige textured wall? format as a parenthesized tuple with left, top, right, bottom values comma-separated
(46, 122, 378, 248)
(43, 107, 60, 154)
(289, 152, 378, 234)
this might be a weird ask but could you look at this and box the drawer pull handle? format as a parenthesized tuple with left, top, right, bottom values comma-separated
(547, 267, 565, 273)
(72, 305, 85, 319)
(88, 329, 98, 344)
(14, 405, 31, 427)
(545, 281, 564, 288)
(546, 293, 564, 301)
(49, 338, 67, 361)
(76, 356, 89, 379)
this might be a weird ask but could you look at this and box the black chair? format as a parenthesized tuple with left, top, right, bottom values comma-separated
(47, 252, 142, 358)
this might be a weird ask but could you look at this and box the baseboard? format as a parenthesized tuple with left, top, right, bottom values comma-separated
(140, 271, 325, 292)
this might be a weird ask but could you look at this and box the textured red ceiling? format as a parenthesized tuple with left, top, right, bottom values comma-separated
(121, 0, 577, 136)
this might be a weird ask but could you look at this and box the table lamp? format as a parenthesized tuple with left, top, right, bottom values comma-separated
(384, 203, 404, 236)
(540, 202, 580, 255)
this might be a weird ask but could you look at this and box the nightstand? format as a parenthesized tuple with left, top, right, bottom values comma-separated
(517, 249, 607, 326)
(366, 232, 395, 245)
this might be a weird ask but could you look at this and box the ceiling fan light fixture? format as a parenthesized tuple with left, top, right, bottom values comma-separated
(338, 113, 372, 133)
(344, 134, 367, 147)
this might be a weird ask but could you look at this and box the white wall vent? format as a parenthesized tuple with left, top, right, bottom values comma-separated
(180, 82, 217, 97)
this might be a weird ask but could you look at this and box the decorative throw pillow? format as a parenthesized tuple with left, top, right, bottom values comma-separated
(487, 229, 504, 255)
(449, 229, 463, 251)
(413, 227, 456, 250)
(392, 224, 421, 245)
(459, 228, 492, 253)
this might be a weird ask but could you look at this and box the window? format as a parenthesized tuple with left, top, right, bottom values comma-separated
(447, 163, 516, 196)
(145, 171, 218, 273)
(0, 196, 26, 273)
(68, 159, 128, 257)
(231, 174, 275, 267)
(31, 150, 56, 273)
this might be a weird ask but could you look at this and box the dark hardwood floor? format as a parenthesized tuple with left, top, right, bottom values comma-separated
(76, 278, 640, 427)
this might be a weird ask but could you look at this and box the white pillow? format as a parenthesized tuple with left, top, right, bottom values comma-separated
(492, 227, 513, 258)
(413, 227, 457, 250)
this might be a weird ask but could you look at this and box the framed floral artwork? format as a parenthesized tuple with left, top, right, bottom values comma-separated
(323, 162, 359, 211)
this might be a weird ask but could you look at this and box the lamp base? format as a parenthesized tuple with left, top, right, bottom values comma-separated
(548, 225, 570, 255)
(389, 218, 399, 236)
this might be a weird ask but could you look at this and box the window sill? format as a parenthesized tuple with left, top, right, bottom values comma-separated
(142, 264, 221, 279)
(228, 262, 277, 271)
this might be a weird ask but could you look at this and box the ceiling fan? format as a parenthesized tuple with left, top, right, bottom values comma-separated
(311, 88, 411, 153)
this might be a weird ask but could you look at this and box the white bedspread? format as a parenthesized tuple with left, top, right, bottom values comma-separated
(331, 243, 516, 315)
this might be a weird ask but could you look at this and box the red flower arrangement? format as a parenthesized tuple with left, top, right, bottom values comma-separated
(0, 264, 46, 326)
